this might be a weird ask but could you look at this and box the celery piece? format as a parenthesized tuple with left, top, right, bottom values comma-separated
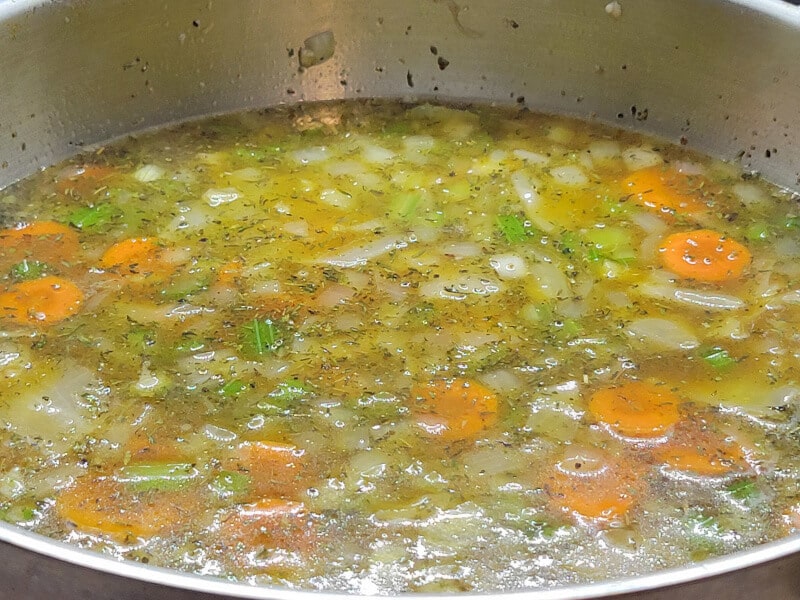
(209, 470, 250, 498)
(390, 192, 422, 219)
(235, 146, 280, 161)
(68, 203, 120, 229)
(726, 479, 758, 500)
(115, 462, 200, 492)
(10, 260, 48, 281)
(221, 379, 248, 396)
(257, 378, 311, 414)
(355, 391, 408, 420)
(585, 227, 636, 264)
(745, 222, 770, 242)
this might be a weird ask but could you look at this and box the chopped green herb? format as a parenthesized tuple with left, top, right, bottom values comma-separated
(496, 213, 532, 244)
(10, 259, 48, 281)
(701, 346, 737, 371)
(68, 203, 120, 229)
(242, 318, 283, 357)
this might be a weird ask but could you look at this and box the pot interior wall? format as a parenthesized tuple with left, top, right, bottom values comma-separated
(0, 0, 798, 189)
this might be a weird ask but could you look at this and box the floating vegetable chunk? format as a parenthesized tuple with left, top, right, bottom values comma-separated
(0, 275, 84, 324)
(658, 229, 752, 282)
(0, 101, 798, 593)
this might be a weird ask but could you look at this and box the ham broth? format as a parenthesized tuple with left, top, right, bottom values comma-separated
(0, 101, 798, 592)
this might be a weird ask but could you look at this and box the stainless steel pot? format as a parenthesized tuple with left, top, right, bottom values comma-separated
(1, 0, 799, 598)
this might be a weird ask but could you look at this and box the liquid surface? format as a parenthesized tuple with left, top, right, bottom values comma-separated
(1, 101, 799, 593)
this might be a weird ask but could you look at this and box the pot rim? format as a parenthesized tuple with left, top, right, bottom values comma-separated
(1, 520, 799, 599)
(1, 0, 800, 597)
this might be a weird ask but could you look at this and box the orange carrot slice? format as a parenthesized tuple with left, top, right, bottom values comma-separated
(411, 378, 498, 440)
(588, 381, 681, 439)
(658, 229, 751, 282)
(56, 164, 117, 196)
(658, 429, 747, 476)
(99, 237, 160, 274)
(217, 499, 315, 552)
(0, 275, 84, 324)
(57, 477, 194, 540)
(621, 166, 709, 215)
(224, 441, 309, 499)
(0, 221, 80, 269)
(546, 446, 641, 520)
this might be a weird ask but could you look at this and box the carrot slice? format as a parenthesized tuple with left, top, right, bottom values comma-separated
(216, 259, 243, 287)
(57, 477, 194, 540)
(588, 381, 681, 439)
(56, 164, 117, 196)
(658, 429, 746, 476)
(658, 229, 751, 282)
(99, 237, 160, 274)
(0, 221, 80, 269)
(224, 441, 309, 499)
(411, 378, 498, 440)
(0, 275, 84, 324)
(621, 166, 709, 215)
(217, 499, 315, 553)
(546, 446, 641, 520)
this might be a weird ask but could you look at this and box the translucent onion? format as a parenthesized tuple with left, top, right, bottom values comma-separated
(292, 146, 329, 164)
(133, 164, 165, 182)
(586, 140, 621, 162)
(317, 235, 410, 268)
(203, 188, 240, 207)
(639, 283, 746, 311)
(489, 254, 528, 280)
(512, 149, 549, 165)
(626, 317, 700, 350)
(550, 165, 588, 187)
(622, 146, 663, 170)
(511, 171, 555, 232)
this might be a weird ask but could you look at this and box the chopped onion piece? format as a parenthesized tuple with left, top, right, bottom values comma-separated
(587, 140, 621, 162)
(230, 167, 261, 182)
(362, 144, 395, 164)
(529, 261, 570, 299)
(403, 135, 435, 153)
(202, 424, 238, 442)
(511, 171, 555, 232)
(547, 125, 574, 144)
(133, 164, 165, 182)
(513, 149, 549, 165)
(317, 235, 410, 268)
(639, 284, 746, 310)
(626, 318, 699, 350)
(489, 254, 528, 279)
(317, 283, 356, 307)
(292, 146, 329, 164)
(623, 147, 663, 170)
(441, 242, 483, 259)
(319, 188, 354, 210)
(733, 182, 769, 206)
(283, 220, 309, 237)
(204, 188, 240, 207)
(419, 275, 503, 300)
(550, 165, 588, 186)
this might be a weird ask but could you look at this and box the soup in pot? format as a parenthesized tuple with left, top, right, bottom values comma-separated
(0, 101, 799, 592)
